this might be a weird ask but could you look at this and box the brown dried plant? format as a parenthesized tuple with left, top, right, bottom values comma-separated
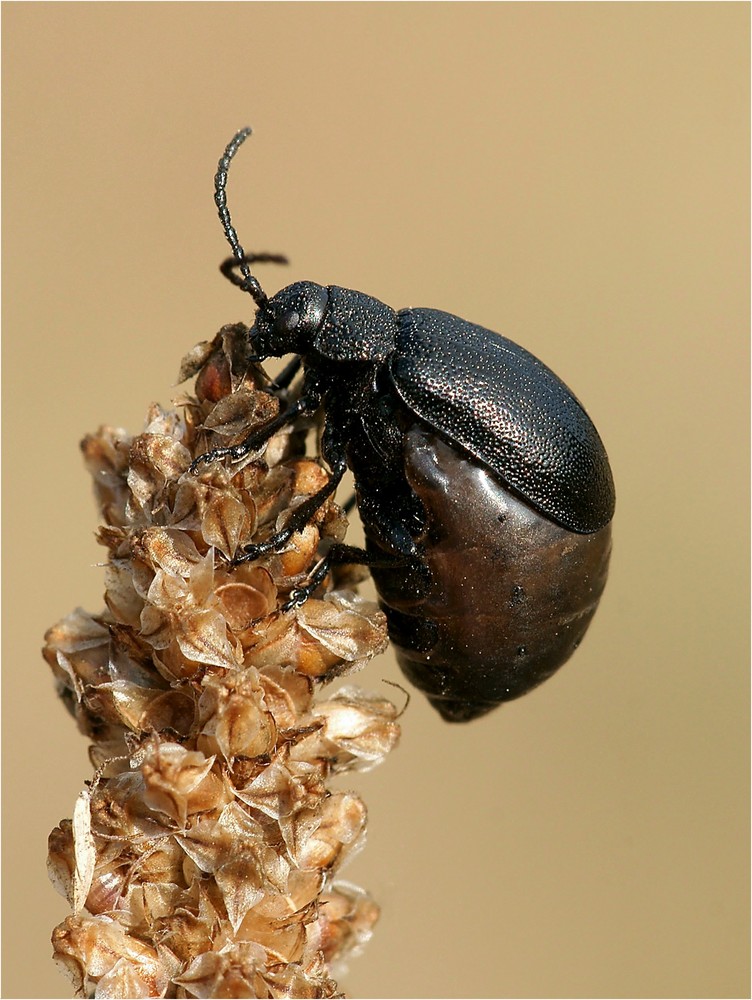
(43, 324, 400, 998)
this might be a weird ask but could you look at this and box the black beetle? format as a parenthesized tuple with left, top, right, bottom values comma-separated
(193, 127, 615, 722)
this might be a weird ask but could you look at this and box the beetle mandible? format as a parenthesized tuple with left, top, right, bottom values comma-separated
(192, 127, 615, 722)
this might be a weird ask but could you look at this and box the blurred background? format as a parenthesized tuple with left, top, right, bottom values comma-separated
(3, 4, 748, 997)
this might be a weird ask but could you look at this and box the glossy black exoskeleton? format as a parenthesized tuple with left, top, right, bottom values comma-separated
(193, 128, 615, 722)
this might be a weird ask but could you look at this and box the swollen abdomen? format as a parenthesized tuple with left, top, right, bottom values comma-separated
(369, 426, 612, 722)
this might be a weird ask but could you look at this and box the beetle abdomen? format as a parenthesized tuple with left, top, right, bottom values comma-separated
(370, 426, 612, 722)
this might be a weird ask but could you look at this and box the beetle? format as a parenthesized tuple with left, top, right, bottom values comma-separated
(192, 127, 615, 722)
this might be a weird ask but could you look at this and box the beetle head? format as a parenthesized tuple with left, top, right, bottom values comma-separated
(251, 281, 329, 359)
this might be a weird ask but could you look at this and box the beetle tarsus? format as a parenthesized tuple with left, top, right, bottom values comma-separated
(189, 394, 320, 476)
(189, 434, 264, 475)
(232, 458, 348, 565)
(280, 543, 409, 612)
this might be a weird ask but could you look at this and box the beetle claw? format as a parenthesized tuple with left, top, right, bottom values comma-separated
(189, 446, 233, 475)
(231, 544, 262, 565)
(281, 588, 307, 612)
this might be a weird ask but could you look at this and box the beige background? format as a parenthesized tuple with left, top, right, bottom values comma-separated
(3, 4, 749, 998)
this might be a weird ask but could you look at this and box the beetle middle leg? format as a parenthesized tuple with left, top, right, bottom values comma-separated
(232, 454, 348, 563)
(232, 417, 352, 565)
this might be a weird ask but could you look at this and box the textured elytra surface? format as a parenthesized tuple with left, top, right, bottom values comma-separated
(391, 308, 615, 533)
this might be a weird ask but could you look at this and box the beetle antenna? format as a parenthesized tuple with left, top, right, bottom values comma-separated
(215, 127, 282, 311)
(219, 253, 288, 290)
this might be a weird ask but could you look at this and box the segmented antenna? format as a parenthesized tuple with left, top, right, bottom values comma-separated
(215, 127, 279, 310)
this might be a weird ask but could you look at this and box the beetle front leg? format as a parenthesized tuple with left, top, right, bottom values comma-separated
(190, 391, 319, 474)
(268, 356, 303, 393)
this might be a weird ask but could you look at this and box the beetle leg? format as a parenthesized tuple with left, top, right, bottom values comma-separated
(268, 356, 303, 393)
(232, 454, 348, 564)
(190, 392, 320, 474)
(341, 493, 357, 515)
(282, 543, 408, 611)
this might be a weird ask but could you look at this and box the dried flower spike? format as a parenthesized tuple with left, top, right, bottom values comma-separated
(44, 324, 400, 998)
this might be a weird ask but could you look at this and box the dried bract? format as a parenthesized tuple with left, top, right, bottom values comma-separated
(44, 325, 398, 998)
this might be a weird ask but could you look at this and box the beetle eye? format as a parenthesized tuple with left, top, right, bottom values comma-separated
(274, 310, 300, 334)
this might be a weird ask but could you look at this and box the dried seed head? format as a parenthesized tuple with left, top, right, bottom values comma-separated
(44, 324, 398, 997)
